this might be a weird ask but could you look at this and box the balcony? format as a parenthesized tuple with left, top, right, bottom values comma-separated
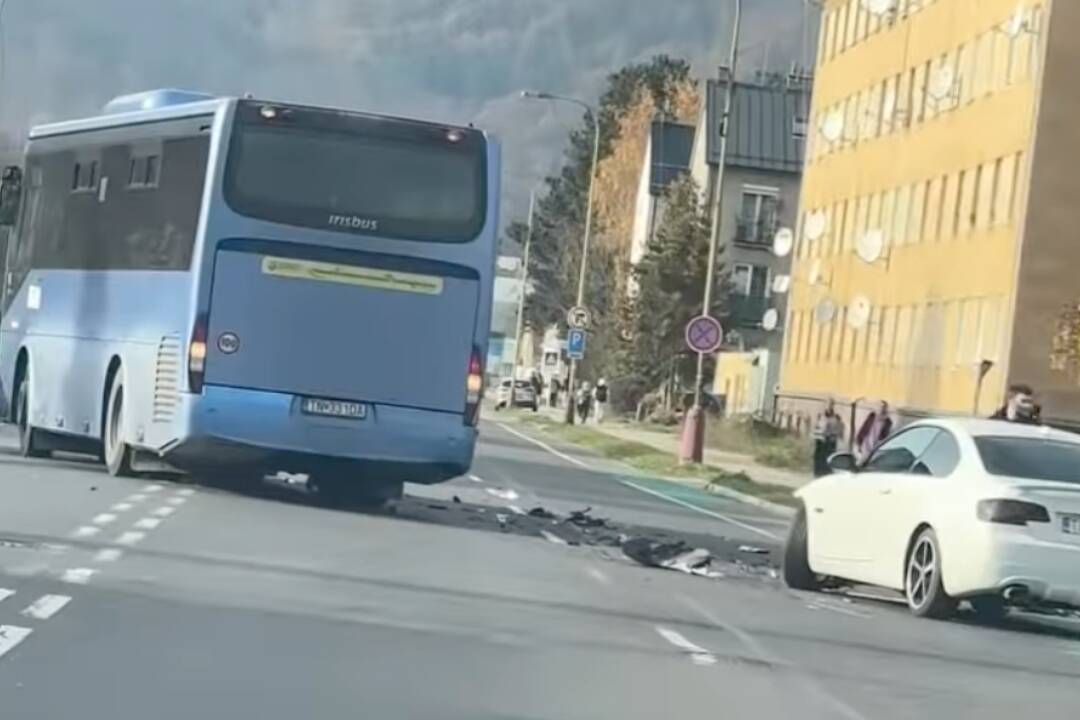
(727, 293, 770, 328)
(733, 216, 777, 248)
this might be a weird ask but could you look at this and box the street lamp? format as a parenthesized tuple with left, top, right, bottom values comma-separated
(682, 0, 742, 463)
(520, 89, 602, 424)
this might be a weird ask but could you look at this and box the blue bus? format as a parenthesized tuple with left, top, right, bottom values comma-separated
(0, 89, 498, 505)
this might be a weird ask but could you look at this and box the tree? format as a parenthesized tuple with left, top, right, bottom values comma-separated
(608, 177, 722, 410)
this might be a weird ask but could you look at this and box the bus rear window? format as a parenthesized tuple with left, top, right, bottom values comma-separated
(223, 102, 487, 243)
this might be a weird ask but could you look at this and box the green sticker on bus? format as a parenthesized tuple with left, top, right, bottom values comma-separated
(261, 256, 444, 295)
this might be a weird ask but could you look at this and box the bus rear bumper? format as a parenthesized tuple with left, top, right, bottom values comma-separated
(166, 385, 476, 484)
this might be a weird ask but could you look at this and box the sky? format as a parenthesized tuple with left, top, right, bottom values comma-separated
(0, 0, 816, 231)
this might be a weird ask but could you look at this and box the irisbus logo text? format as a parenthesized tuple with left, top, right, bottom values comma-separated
(328, 214, 379, 232)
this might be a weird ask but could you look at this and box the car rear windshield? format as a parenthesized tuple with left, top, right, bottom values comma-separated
(224, 101, 487, 243)
(975, 436, 1080, 485)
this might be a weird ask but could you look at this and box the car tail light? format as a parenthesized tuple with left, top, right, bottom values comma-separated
(977, 499, 1050, 526)
(465, 346, 483, 426)
(188, 313, 208, 394)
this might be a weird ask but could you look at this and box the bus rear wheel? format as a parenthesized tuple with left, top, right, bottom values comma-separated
(15, 373, 50, 459)
(104, 376, 136, 477)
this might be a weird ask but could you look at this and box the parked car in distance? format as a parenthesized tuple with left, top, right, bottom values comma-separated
(495, 379, 538, 411)
(783, 418, 1080, 621)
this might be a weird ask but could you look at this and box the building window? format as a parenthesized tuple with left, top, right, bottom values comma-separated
(128, 154, 162, 189)
(730, 263, 770, 327)
(71, 160, 99, 193)
(736, 187, 779, 246)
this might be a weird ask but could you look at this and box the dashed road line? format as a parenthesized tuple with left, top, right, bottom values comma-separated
(507, 504, 526, 516)
(486, 487, 520, 501)
(177, 488, 196, 497)
(655, 626, 717, 666)
(110, 502, 134, 512)
(91, 513, 118, 525)
(71, 526, 101, 539)
(620, 480, 780, 541)
(60, 568, 98, 585)
(133, 517, 162, 530)
(468, 474, 484, 483)
(0, 626, 33, 660)
(539, 530, 569, 546)
(151, 506, 176, 518)
(93, 549, 123, 563)
(21, 594, 71, 620)
(144, 484, 164, 493)
(495, 422, 591, 469)
(586, 567, 611, 585)
(115, 531, 146, 546)
(165, 497, 187, 507)
(126, 493, 149, 503)
(0, 589, 14, 604)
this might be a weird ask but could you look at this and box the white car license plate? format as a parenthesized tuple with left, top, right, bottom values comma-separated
(1062, 514, 1080, 535)
(300, 397, 366, 420)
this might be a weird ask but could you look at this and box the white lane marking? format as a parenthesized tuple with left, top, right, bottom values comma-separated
(91, 513, 117, 525)
(60, 568, 98, 585)
(681, 595, 869, 720)
(805, 600, 872, 619)
(586, 567, 611, 585)
(495, 422, 591, 469)
(620, 480, 780, 540)
(115, 531, 146, 546)
(133, 517, 162, 530)
(539, 530, 569, 546)
(166, 497, 187, 506)
(93, 548, 123, 563)
(0, 589, 14, 604)
(0, 626, 33, 660)
(144, 484, 164, 493)
(655, 626, 717, 666)
(110, 502, 134, 512)
(126, 493, 149, 503)
(176, 488, 195, 497)
(507, 504, 526, 516)
(151, 506, 176, 518)
(486, 487, 520, 501)
(468, 474, 484, 483)
(71, 526, 101, 539)
(21, 594, 71, 620)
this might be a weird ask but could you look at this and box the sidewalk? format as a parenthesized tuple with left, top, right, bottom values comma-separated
(536, 405, 810, 490)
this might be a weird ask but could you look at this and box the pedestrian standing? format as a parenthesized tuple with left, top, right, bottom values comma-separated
(812, 399, 846, 477)
(548, 378, 560, 408)
(855, 400, 893, 462)
(576, 381, 593, 424)
(594, 379, 609, 423)
(991, 383, 1040, 425)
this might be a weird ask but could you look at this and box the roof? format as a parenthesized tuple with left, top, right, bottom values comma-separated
(912, 418, 1080, 443)
(648, 120, 694, 195)
(30, 98, 225, 139)
(705, 77, 811, 173)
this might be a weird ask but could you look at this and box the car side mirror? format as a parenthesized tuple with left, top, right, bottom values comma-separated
(0, 166, 23, 227)
(828, 452, 858, 474)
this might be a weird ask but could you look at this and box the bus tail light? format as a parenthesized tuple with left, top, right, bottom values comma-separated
(465, 347, 483, 426)
(188, 313, 208, 394)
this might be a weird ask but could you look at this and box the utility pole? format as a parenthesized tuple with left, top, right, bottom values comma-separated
(509, 192, 535, 408)
(681, 0, 741, 464)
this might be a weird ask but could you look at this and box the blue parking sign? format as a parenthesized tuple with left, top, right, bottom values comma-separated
(567, 329, 587, 360)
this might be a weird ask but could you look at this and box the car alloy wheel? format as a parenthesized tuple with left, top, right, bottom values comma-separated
(905, 528, 956, 619)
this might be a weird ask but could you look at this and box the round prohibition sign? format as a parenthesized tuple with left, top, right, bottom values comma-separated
(685, 315, 723, 354)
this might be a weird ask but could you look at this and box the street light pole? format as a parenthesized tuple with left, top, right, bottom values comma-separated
(682, 0, 741, 463)
(509, 192, 535, 409)
(520, 91, 602, 424)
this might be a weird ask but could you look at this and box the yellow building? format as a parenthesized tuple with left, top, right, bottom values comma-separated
(778, 0, 1080, 428)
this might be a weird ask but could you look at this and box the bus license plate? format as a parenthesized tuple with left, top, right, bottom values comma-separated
(300, 398, 366, 420)
(1062, 514, 1080, 535)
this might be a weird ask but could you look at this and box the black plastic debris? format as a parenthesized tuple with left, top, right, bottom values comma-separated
(527, 507, 556, 519)
(566, 507, 608, 529)
(426, 503, 449, 511)
(453, 495, 462, 504)
(621, 537, 721, 578)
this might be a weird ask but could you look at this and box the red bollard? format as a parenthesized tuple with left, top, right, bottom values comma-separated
(679, 407, 705, 465)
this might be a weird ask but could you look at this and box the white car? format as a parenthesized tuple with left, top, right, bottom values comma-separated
(783, 418, 1080, 620)
(494, 379, 538, 411)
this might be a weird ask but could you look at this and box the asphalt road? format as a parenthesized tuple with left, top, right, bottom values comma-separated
(0, 417, 1078, 719)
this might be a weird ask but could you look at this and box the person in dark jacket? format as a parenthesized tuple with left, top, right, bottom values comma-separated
(991, 383, 1040, 425)
(812, 399, 846, 477)
(855, 400, 893, 462)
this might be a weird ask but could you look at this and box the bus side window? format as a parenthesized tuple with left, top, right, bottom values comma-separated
(3, 164, 42, 312)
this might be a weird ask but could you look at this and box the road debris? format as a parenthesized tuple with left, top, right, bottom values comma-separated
(452, 495, 462, 504)
(527, 507, 557, 519)
(621, 538, 722, 578)
(738, 545, 770, 555)
(565, 507, 609, 529)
